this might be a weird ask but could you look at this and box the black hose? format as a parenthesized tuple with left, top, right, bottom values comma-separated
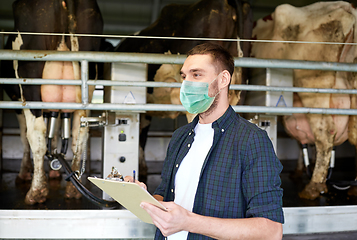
(326, 167, 333, 181)
(55, 153, 121, 209)
(47, 138, 52, 156)
(327, 179, 357, 186)
(61, 139, 68, 155)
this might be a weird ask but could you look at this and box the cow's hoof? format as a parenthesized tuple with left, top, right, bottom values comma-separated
(49, 170, 62, 179)
(347, 185, 357, 196)
(65, 182, 82, 199)
(299, 182, 328, 200)
(24, 186, 49, 205)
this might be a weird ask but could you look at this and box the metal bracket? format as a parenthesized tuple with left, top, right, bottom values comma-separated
(80, 111, 116, 128)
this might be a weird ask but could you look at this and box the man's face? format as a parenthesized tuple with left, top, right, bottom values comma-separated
(180, 54, 219, 98)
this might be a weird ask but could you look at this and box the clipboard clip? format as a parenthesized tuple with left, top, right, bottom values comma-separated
(106, 166, 124, 181)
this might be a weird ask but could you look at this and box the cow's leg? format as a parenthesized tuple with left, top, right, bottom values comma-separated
(65, 109, 87, 199)
(299, 114, 335, 200)
(15, 112, 33, 182)
(23, 109, 48, 205)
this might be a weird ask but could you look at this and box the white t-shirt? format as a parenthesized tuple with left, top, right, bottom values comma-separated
(168, 122, 214, 240)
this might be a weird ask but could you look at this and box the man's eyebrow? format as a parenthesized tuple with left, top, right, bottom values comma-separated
(180, 68, 205, 75)
(190, 68, 204, 73)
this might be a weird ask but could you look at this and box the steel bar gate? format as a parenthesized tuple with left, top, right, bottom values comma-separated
(0, 50, 357, 239)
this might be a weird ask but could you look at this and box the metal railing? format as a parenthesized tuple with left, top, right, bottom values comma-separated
(0, 49, 357, 115)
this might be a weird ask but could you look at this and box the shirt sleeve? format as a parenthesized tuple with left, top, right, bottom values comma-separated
(242, 129, 285, 223)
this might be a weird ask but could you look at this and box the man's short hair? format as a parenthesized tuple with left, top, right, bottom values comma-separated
(187, 42, 235, 77)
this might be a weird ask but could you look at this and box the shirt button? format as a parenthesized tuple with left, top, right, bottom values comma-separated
(176, 164, 179, 168)
(221, 129, 225, 132)
(188, 143, 191, 147)
(171, 189, 174, 193)
(189, 132, 192, 135)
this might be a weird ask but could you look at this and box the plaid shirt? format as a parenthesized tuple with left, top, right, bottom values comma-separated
(154, 106, 284, 240)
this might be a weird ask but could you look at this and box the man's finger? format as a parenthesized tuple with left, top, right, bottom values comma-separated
(141, 202, 165, 215)
(123, 176, 133, 182)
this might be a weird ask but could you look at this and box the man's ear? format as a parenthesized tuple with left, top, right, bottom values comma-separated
(220, 70, 231, 88)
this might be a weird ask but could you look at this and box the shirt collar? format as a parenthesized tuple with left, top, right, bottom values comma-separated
(189, 105, 236, 133)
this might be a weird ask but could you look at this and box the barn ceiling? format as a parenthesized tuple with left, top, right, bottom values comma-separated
(0, 0, 357, 38)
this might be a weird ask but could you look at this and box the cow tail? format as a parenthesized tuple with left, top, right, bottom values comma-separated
(65, 0, 77, 34)
(64, 0, 80, 80)
(233, 0, 244, 54)
(233, 0, 253, 105)
(12, 32, 26, 104)
(64, 0, 79, 50)
(233, 0, 253, 58)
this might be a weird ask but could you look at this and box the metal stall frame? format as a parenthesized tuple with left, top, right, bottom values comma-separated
(0, 50, 357, 239)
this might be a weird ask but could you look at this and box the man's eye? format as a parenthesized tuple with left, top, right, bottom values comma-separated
(181, 75, 186, 80)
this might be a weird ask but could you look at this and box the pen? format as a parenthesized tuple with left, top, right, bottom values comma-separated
(133, 170, 136, 183)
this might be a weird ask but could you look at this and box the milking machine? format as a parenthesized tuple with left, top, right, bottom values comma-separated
(42, 62, 146, 207)
(43, 110, 120, 208)
(44, 111, 71, 171)
(301, 144, 357, 190)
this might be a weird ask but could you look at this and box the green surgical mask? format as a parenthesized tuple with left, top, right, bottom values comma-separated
(180, 74, 220, 114)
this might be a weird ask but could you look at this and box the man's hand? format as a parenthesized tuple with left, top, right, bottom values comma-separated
(140, 201, 192, 237)
(123, 175, 147, 190)
(141, 200, 283, 240)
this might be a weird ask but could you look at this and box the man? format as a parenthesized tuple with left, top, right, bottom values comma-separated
(129, 43, 284, 239)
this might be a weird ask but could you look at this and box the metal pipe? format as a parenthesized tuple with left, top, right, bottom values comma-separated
(61, 113, 71, 139)
(47, 111, 59, 154)
(0, 78, 81, 85)
(43, 112, 49, 137)
(48, 112, 59, 139)
(0, 101, 356, 115)
(1, 78, 357, 95)
(1, 50, 357, 72)
(81, 60, 89, 104)
(235, 57, 357, 72)
(302, 144, 310, 168)
(230, 105, 357, 115)
(229, 84, 357, 94)
(61, 112, 71, 155)
(0, 50, 187, 64)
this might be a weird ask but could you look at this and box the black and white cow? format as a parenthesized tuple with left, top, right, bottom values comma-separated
(0, 0, 103, 204)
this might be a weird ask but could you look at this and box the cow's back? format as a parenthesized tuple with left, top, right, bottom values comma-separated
(116, 0, 241, 56)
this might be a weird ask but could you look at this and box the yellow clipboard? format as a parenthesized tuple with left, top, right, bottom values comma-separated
(88, 177, 166, 224)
